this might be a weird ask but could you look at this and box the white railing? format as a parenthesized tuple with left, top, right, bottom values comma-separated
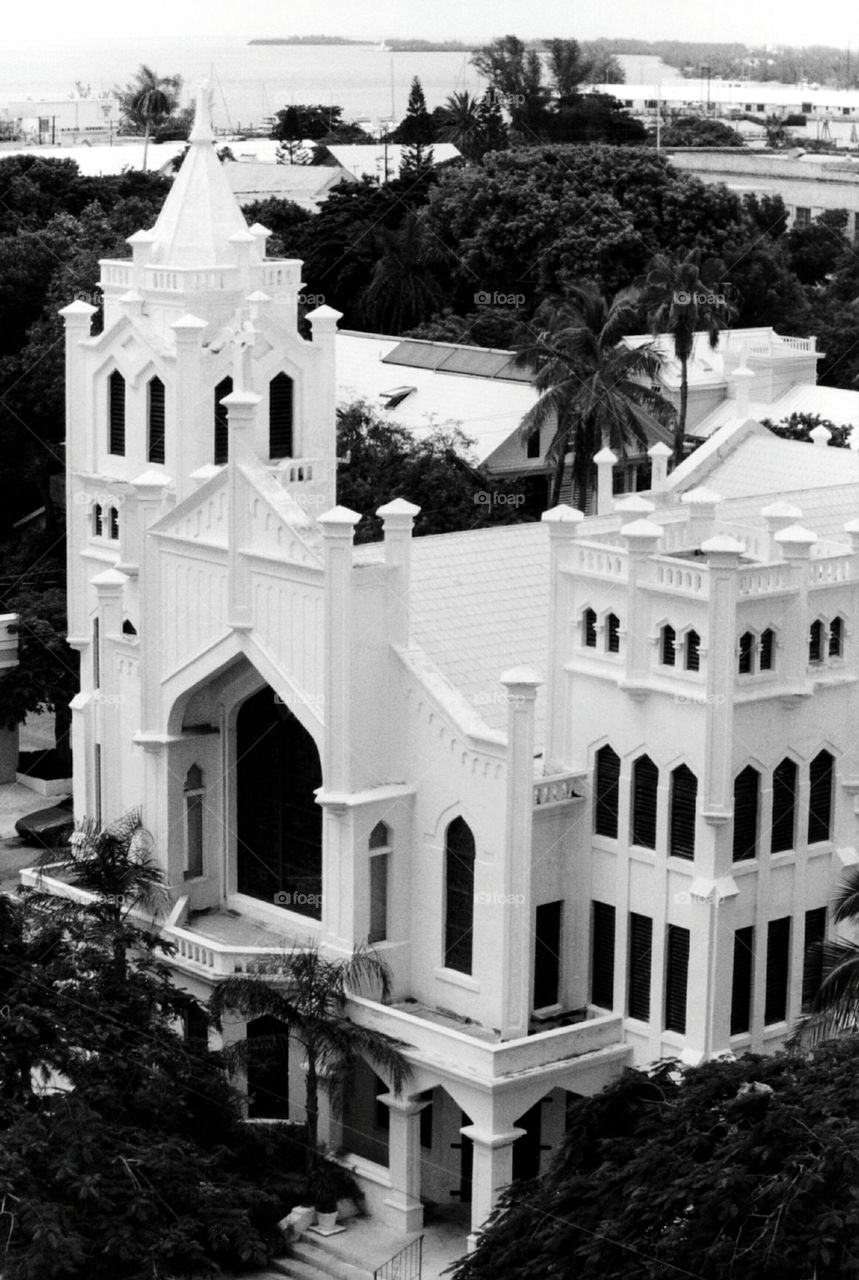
(101, 262, 133, 288)
(533, 773, 584, 808)
(164, 923, 307, 977)
(651, 557, 708, 596)
(809, 555, 853, 584)
(738, 565, 792, 596)
(573, 542, 628, 579)
(144, 266, 239, 292)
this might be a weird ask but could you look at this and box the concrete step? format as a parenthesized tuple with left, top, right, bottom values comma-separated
(270, 1254, 343, 1280)
(288, 1235, 374, 1280)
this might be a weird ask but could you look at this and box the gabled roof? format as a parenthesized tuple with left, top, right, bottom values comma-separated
(691, 383, 859, 441)
(675, 425, 859, 500)
(223, 160, 354, 211)
(325, 142, 460, 180)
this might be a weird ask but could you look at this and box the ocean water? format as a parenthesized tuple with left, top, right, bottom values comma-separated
(0, 38, 680, 130)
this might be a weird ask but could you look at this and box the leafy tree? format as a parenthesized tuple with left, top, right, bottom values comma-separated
(116, 64, 183, 170)
(742, 192, 789, 238)
(359, 210, 448, 332)
(542, 94, 648, 145)
(760, 411, 852, 448)
(660, 116, 745, 146)
(545, 38, 591, 100)
(437, 90, 484, 162)
(0, 579, 77, 773)
(514, 282, 675, 505)
(786, 210, 849, 285)
(471, 35, 549, 134)
(336, 401, 530, 540)
(791, 866, 859, 1047)
(271, 103, 352, 160)
(240, 194, 314, 256)
(641, 248, 737, 461)
(477, 88, 510, 156)
(452, 1040, 859, 1280)
(210, 943, 412, 1172)
(393, 77, 436, 146)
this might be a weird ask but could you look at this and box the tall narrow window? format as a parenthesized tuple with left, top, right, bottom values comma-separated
(526, 429, 540, 459)
(808, 750, 834, 844)
(665, 924, 690, 1033)
(631, 755, 658, 849)
(582, 608, 597, 648)
(730, 926, 754, 1035)
(685, 630, 700, 672)
(738, 631, 754, 674)
(669, 765, 697, 860)
(147, 376, 166, 464)
(108, 507, 119, 540)
(92, 617, 100, 689)
(594, 745, 620, 839)
(759, 628, 775, 671)
(92, 504, 103, 537)
(661, 624, 676, 666)
(533, 901, 562, 1009)
(214, 376, 232, 465)
(444, 817, 475, 974)
(108, 370, 125, 455)
(802, 907, 827, 1012)
(269, 372, 294, 460)
(771, 758, 797, 853)
(591, 901, 615, 1009)
(764, 916, 791, 1025)
(829, 616, 844, 658)
(184, 764, 204, 880)
(369, 853, 389, 944)
(732, 766, 760, 862)
(628, 913, 652, 1022)
(808, 619, 823, 664)
(606, 613, 620, 654)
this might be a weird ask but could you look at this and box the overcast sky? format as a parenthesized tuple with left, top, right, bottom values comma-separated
(15, 0, 859, 49)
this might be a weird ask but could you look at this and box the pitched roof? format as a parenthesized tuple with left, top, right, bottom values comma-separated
(683, 429, 859, 500)
(325, 142, 460, 180)
(691, 384, 859, 440)
(224, 161, 353, 211)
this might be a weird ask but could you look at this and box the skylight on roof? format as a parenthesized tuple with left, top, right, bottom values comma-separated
(380, 385, 417, 409)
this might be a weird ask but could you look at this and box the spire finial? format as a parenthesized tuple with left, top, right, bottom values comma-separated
(189, 77, 215, 143)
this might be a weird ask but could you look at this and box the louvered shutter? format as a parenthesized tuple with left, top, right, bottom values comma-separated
(764, 917, 791, 1025)
(732, 767, 759, 862)
(808, 619, 823, 663)
(661, 625, 676, 665)
(730, 927, 754, 1034)
(808, 751, 834, 844)
(685, 631, 700, 671)
(631, 755, 658, 849)
(606, 614, 620, 653)
(628, 913, 652, 1021)
(669, 766, 697, 860)
(214, 376, 232, 465)
(269, 373, 294, 459)
(829, 617, 843, 657)
(759, 628, 775, 670)
(108, 371, 125, 455)
(665, 925, 690, 1033)
(591, 901, 615, 1009)
(802, 907, 826, 1012)
(594, 745, 620, 838)
(583, 608, 597, 647)
(148, 377, 165, 464)
(770, 758, 797, 853)
(738, 632, 753, 674)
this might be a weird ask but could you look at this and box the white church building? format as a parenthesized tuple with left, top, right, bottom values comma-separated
(43, 85, 859, 1252)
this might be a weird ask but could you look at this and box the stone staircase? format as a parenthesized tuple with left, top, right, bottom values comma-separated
(272, 1232, 375, 1280)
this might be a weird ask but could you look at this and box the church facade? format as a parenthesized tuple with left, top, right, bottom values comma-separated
(53, 87, 859, 1249)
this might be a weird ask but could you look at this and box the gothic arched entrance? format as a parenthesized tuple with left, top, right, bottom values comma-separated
(236, 687, 322, 918)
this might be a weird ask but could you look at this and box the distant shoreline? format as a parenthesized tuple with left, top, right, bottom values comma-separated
(249, 38, 478, 52)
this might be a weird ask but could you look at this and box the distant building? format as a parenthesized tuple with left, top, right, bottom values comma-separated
(0, 94, 121, 145)
(324, 141, 461, 182)
(0, 141, 185, 177)
(223, 160, 358, 211)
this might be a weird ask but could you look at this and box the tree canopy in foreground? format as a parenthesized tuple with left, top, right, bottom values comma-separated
(452, 1040, 859, 1280)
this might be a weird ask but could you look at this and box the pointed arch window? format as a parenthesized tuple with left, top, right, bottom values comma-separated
(661, 624, 676, 666)
(147, 376, 166, 464)
(829, 616, 844, 658)
(771, 758, 797, 853)
(669, 765, 697, 860)
(108, 370, 126, 456)
(444, 817, 475, 974)
(685, 630, 701, 672)
(606, 613, 621, 653)
(809, 619, 824, 664)
(808, 750, 834, 844)
(732, 766, 760, 862)
(214, 376, 232, 466)
(269, 372, 294, 460)
(738, 631, 754, 675)
(92, 504, 103, 537)
(368, 821, 391, 945)
(582, 608, 597, 648)
(108, 507, 119, 540)
(184, 764, 204, 880)
(594, 744, 620, 839)
(760, 627, 775, 671)
(631, 754, 658, 849)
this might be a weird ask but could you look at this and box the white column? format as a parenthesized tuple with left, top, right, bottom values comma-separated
(762, 500, 802, 560)
(59, 299, 97, 641)
(92, 567, 128, 820)
(541, 505, 583, 772)
(170, 314, 208, 500)
(809, 425, 832, 447)
(700, 536, 744, 867)
(462, 1125, 524, 1252)
(681, 487, 722, 548)
(376, 498, 421, 647)
(774, 524, 817, 695)
(133, 472, 172, 735)
(620, 519, 663, 696)
(648, 441, 671, 495)
(307, 305, 343, 509)
(731, 361, 755, 419)
(317, 506, 361, 795)
(499, 668, 541, 1039)
(379, 1093, 429, 1233)
(222, 390, 261, 629)
(594, 447, 616, 515)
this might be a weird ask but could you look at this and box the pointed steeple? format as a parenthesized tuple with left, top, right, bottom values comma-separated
(148, 78, 249, 267)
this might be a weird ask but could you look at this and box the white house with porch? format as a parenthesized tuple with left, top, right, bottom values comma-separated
(42, 82, 859, 1261)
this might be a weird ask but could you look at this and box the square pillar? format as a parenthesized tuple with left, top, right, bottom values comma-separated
(594, 447, 616, 516)
(461, 1125, 524, 1252)
(541, 505, 583, 772)
(378, 1093, 430, 1233)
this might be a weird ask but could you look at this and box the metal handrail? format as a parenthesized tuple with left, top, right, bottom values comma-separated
(373, 1233, 423, 1280)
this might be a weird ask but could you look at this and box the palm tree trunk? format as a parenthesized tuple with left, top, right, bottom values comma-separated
(142, 120, 151, 172)
(676, 357, 689, 465)
(305, 1055, 319, 1172)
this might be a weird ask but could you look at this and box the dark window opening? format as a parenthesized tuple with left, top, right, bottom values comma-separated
(764, 916, 791, 1025)
(122, 619, 137, 636)
(665, 924, 690, 1033)
(582, 608, 597, 648)
(829, 616, 843, 658)
(214, 376, 232, 465)
(771, 758, 797, 853)
(802, 907, 827, 1012)
(809, 619, 823, 664)
(732, 766, 760, 862)
(669, 765, 697, 860)
(147, 376, 166, 464)
(661, 624, 676, 666)
(526, 430, 540, 459)
(108, 507, 119, 540)
(738, 631, 754, 674)
(594, 744, 620, 839)
(247, 1015, 290, 1119)
(445, 817, 475, 974)
(606, 613, 620, 653)
(808, 750, 834, 844)
(93, 504, 103, 537)
(631, 755, 658, 849)
(108, 370, 125, 455)
(269, 372, 294, 460)
(533, 901, 562, 1009)
(760, 628, 775, 671)
(685, 630, 700, 671)
(591, 901, 615, 1009)
(730, 926, 754, 1035)
(628, 913, 652, 1022)
(369, 853, 388, 944)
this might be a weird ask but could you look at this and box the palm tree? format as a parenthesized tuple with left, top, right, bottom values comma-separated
(437, 90, 484, 162)
(36, 807, 169, 980)
(119, 65, 182, 170)
(790, 867, 859, 1049)
(209, 943, 412, 1172)
(359, 211, 448, 333)
(640, 249, 737, 464)
(514, 282, 676, 508)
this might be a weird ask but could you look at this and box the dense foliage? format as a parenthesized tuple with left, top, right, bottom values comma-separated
(453, 1041, 859, 1280)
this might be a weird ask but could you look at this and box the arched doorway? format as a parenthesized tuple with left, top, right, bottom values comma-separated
(236, 687, 323, 918)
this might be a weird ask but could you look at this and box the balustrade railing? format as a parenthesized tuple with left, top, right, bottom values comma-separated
(374, 1234, 423, 1280)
